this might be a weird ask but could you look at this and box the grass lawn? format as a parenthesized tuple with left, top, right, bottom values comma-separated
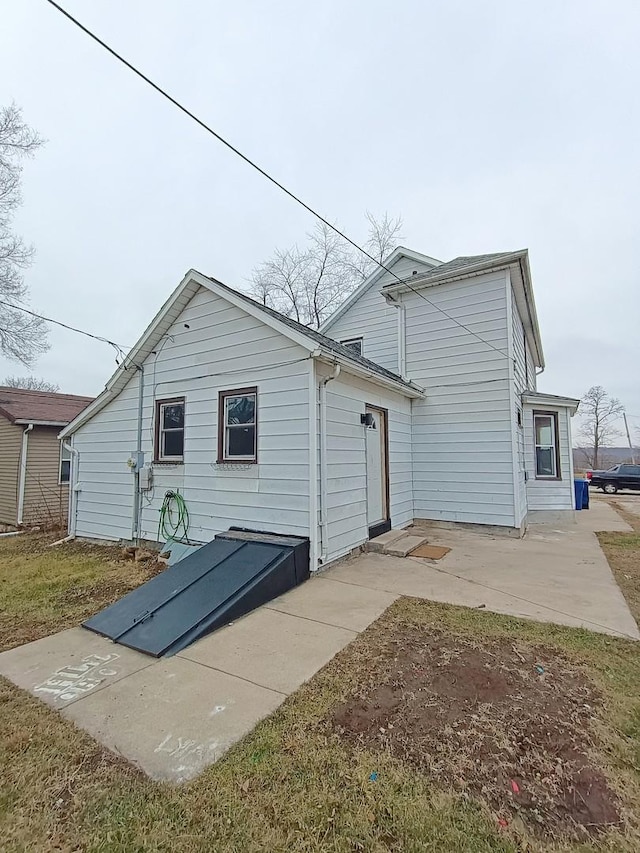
(1, 516, 640, 852)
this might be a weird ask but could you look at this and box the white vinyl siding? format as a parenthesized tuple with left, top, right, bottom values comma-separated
(325, 255, 436, 373)
(405, 271, 515, 527)
(72, 286, 311, 543)
(524, 406, 574, 510)
(318, 364, 413, 563)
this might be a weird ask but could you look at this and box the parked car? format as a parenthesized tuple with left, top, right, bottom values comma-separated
(588, 464, 640, 494)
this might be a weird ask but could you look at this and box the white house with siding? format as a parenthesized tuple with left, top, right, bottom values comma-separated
(60, 247, 579, 571)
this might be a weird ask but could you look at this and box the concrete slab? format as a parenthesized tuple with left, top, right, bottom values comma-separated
(325, 506, 640, 640)
(177, 607, 357, 694)
(366, 528, 407, 553)
(266, 576, 398, 631)
(0, 627, 153, 709)
(62, 656, 284, 783)
(575, 499, 633, 532)
(385, 533, 429, 557)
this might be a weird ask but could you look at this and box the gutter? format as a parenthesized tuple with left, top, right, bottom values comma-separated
(318, 362, 341, 565)
(17, 423, 34, 526)
(316, 349, 423, 398)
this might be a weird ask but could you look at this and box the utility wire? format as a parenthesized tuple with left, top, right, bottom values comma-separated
(43, 0, 509, 359)
(0, 299, 129, 359)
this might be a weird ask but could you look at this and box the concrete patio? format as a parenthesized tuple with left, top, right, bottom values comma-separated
(0, 497, 636, 783)
(326, 498, 639, 641)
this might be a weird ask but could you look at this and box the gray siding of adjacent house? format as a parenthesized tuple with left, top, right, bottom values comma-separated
(0, 417, 22, 525)
(22, 426, 69, 527)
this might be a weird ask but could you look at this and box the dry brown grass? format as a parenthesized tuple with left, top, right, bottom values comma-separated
(596, 498, 640, 624)
(0, 531, 162, 652)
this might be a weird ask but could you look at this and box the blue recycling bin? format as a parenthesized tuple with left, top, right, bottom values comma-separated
(574, 479, 589, 510)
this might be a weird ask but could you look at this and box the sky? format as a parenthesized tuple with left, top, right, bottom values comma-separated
(2, 0, 639, 441)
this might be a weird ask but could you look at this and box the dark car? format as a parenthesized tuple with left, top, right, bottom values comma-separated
(589, 464, 640, 494)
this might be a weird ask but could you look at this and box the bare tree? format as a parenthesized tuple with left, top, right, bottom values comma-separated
(0, 103, 47, 366)
(577, 385, 625, 469)
(2, 375, 59, 392)
(249, 213, 403, 327)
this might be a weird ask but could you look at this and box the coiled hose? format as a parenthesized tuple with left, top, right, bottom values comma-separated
(157, 490, 190, 544)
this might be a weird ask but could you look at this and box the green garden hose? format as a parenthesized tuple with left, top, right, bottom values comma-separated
(157, 490, 190, 544)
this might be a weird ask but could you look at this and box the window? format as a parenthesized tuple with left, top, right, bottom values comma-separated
(340, 337, 363, 356)
(218, 387, 257, 463)
(154, 398, 185, 462)
(620, 465, 640, 475)
(534, 411, 560, 478)
(59, 443, 71, 484)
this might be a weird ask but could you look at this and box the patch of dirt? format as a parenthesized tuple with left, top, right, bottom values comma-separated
(331, 628, 620, 840)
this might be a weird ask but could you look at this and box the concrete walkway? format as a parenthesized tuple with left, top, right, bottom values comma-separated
(0, 499, 636, 783)
(326, 499, 639, 640)
(0, 577, 395, 783)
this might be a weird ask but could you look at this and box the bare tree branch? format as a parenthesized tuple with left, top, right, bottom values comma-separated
(248, 213, 403, 328)
(0, 103, 47, 365)
(2, 374, 59, 392)
(577, 385, 625, 469)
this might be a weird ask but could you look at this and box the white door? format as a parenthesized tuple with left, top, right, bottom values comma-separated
(365, 406, 388, 534)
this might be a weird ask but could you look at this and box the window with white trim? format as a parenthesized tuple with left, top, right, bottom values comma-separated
(340, 337, 363, 356)
(534, 411, 559, 478)
(218, 387, 257, 462)
(155, 398, 185, 462)
(59, 443, 71, 484)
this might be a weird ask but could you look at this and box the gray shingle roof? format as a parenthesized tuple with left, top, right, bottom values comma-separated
(384, 251, 524, 287)
(209, 277, 419, 392)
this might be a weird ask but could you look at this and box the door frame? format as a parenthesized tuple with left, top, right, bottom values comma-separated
(365, 404, 391, 539)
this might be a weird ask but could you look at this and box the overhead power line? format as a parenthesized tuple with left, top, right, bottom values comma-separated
(43, 0, 509, 359)
(0, 299, 129, 359)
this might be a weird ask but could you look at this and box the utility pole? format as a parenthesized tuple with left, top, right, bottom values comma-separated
(623, 413, 635, 464)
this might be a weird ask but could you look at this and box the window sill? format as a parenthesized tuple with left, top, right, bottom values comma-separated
(153, 460, 184, 466)
(216, 459, 257, 466)
(534, 475, 562, 481)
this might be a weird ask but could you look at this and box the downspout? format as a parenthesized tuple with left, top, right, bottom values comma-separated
(319, 362, 340, 565)
(307, 358, 319, 572)
(17, 423, 33, 526)
(385, 294, 406, 378)
(63, 440, 79, 538)
(132, 364, 144, 542)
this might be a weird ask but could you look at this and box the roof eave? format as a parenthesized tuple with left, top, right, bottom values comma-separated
(383, 249, 546, 370)
(320, 246, 442, 333)
(382, 251, 528, 294)
(316, 349, 424, 398)
(14, 419, 70, 427)
(522, 392, 580, 414)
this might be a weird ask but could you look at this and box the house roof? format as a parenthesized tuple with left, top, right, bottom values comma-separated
(320, 246, 442, 333)
(209, 276, 418, 390)
(389, 251, 520, 283)
(522, 391, 580, 414)
(0, 387, 94, 426)
(60, 270, 424, 438)
(381, 248, 545, 369)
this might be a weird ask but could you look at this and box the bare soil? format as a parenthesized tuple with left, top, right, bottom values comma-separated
(332, 626, 620, 840)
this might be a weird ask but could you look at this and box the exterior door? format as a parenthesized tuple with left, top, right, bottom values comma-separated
(365, 406, 390, 539)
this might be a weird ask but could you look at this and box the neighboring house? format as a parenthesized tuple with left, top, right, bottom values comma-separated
(60, 247, 579, 570)
(0, 388, 93, 528)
